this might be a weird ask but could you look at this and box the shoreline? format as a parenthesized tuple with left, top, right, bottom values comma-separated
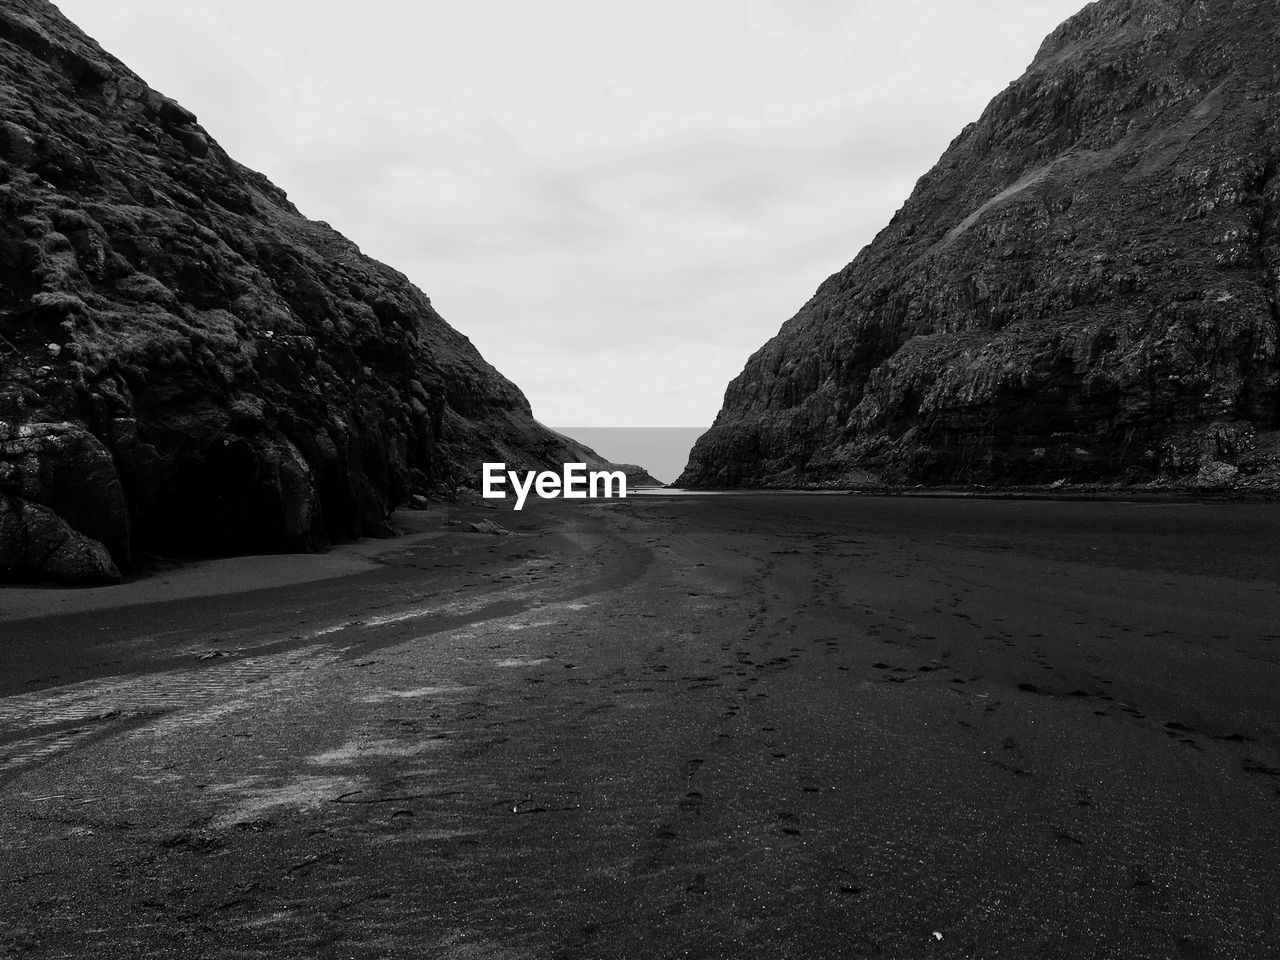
(0, 498, 555, 625)
(658, 484, 1280, 503)
(6, 488, 1278, 621)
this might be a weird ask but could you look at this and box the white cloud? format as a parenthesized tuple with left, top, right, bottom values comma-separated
(54, 0, 1086, 426)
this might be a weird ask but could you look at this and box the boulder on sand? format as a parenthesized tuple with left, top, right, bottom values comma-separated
(0, 494, 121, 583)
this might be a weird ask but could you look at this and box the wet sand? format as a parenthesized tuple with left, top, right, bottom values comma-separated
(1, 494, 1278, 958)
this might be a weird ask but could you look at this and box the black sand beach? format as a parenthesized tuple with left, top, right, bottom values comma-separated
(2, 494, 1278, 958)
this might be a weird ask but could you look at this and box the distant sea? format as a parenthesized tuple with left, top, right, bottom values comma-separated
(550, 427, 708, 485)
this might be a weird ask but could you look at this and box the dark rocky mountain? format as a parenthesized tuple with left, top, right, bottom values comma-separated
(614, 464, 664, 488)
(678, 0, 1280, 492)
(0, 0, 613, 583)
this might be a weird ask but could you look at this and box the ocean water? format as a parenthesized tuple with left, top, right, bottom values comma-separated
(550, 427, 708, 485)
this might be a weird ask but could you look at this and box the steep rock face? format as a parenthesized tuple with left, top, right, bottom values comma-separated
(0, 1, 608, 581)
(679, 0, 1280, 490)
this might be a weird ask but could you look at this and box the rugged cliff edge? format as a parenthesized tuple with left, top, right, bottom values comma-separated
(678, 0, 1280, 491)
(614, 464, 664, 488)
(0, 0, 611, 582)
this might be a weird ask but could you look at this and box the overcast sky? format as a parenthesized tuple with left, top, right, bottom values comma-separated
(55, 0, 1086, 427)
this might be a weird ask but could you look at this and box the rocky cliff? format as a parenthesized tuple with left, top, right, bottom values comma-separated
(0, 0, 610, 582)
(678, 0, 1280, 491)
(614, 464, 664, 488)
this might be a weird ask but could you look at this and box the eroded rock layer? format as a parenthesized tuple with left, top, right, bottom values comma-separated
(679, 0, 1280, 491)
(0, 0, 605, 581)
